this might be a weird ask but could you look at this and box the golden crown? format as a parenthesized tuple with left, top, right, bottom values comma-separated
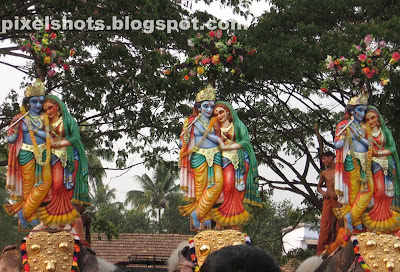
(348, 91, 369, 106)
(195, 84, 216, 103)
(24, 79, 45, 98)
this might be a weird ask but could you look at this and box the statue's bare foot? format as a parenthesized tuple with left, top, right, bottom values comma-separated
(344, 212, 353, 234)
(191, 210, 200, 229)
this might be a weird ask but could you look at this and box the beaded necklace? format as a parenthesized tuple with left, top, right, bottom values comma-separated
(21, 107, 51, 166)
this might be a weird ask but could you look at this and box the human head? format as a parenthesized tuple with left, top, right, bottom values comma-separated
(214, 103, 233, 123)
(365, 109, 381, 129)
(43, 98, 61, 120)
(322, 151, 335, 167)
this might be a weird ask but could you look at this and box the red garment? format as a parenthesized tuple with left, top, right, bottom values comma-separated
(317, 198, 338, 255)
(218, 162, 248, 217)
(44, 160, 78, 217)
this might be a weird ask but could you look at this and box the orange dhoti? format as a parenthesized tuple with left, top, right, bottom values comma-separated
(317, 197, 339, 255)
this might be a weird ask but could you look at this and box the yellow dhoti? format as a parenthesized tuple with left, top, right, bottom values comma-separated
(179, 148, 223, 222)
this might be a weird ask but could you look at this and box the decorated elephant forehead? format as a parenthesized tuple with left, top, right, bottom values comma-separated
(355, 232, 400, 272)
(23, 231, 79, 272)
(193, 230, 248, 267)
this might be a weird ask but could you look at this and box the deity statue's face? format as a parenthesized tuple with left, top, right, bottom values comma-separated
(353, 105, 367, 122)
(200, 100, 215, 119)
(214, 106, 229, 123)
(365, 110, 380, 128)
(43, 100, 60, 120)
(29, 96, 45, 115)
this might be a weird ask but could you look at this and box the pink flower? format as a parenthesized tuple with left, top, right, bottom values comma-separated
(201, 58, 211, 66)
(238, 55, 244, 63)
(326, 61, 335, 70)
(50, 63, 56, 68)
(355, 45, 361, 51)
(226, 55, 233, 63)
(358, 54, 367, 62)
(47, 70, 56, 77)
(379, 40, 387, 48)
(215, 29, 223, 39)
(58, 57, 63, 64)
(364, 34, 373, 45)
(21, 46, 27, 52)
(62, 63, 70, 70)
(392, 52, 400, 62)
(208, 31, 215, 39)
(226, 39, 232, 46)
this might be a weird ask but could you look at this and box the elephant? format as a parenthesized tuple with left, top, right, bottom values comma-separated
(0, 233, 118, 272)
(167, 241, 280, 272)
(295, 241, 365, 272)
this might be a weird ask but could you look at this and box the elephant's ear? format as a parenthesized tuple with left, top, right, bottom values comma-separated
(1, 245, 17, 255)
(0, 246, 22, 272)
(78, 245, 99, 272)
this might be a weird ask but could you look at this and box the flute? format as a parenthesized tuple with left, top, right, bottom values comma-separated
(335, 116, 354, 137)
(179, 115, 200, 136)
(6, 111, 29, 131)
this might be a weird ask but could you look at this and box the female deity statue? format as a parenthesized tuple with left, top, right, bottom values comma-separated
(178, 85, 225, 229)
(333, 91, 373, 233)
(361, 106, 400, 232)
(210, 101, 261, 228)
(4, 79, 52, 227)
(35, 95, 90, 226)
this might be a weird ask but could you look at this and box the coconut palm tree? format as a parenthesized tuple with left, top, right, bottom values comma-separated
(125, 161, 179, 232)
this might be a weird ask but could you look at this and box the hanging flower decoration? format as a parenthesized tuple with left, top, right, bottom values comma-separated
(321, 34, 400, 94)
(19, 24, 76, 78)
(163, 29, 256, 82)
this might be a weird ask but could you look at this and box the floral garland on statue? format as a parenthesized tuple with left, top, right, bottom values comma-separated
(20, 106, 51, 166)
(321, 34, 400, 94)
(350, 236, 371, 272)
(19, 24, 76, 78)
(163, 29, 256, 82)
(179, 116, 218, 165)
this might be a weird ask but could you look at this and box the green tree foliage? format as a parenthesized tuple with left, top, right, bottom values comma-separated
(159, 193, 191, 234)
(118, 209, 154, 233)
(243, 192, 319, 264)
(125, 161, 179, 232)
(2, 0, 400, 214)
(88, 182, 122, 240)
